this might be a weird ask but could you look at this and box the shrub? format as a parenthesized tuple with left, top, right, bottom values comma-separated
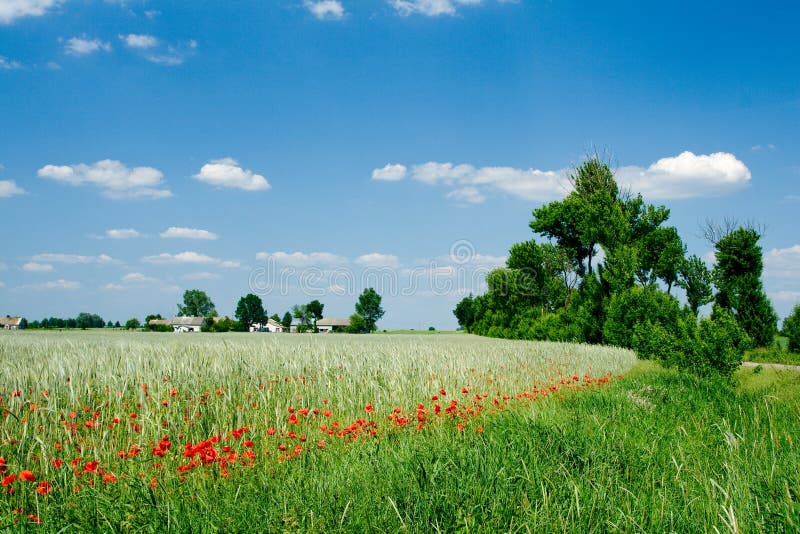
(782, 304, 800, 353)
(693, 307, 752, 378)
(603, 286, 681, 348)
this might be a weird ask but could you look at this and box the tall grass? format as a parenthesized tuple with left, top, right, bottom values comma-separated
(0, 332, 797, 531)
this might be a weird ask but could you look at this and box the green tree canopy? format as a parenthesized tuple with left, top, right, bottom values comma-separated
(235, 293, 267, 327)
(178, 290, 217, 317)
(355, 288, 385, 332)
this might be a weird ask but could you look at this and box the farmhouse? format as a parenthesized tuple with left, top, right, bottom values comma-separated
(250, 319, 285, 333)
(0, 317, 23, 330)
(148, 316, 207, 333)
(316, 318, 351, 333)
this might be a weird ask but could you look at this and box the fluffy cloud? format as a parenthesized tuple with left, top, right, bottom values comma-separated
(22, 262, 54, 272)
(38, 159, 172, 199)
(446, 187, 485, 204)
(193, 158, 271, 191)
(143, 40, 198, 66)
(389, 0, 489, 16)
(143, 251, 219, 265)
(615, 152, 751, 199)
(304, 0, 345, 20)
(0, 56, 22, 69)
(0, 0, 62, 24)
(120, 33, 158, 49)
(0, 180, 25, 197)
(256, 251, 348, 267)
(160, 227, 218, 240)
(764, 245, 800, 281)
(106, 228, 141, 239)
(376, 151, 750, 204)
(31, 253, 117, 264)
(20, 279, 80, 291)
(371, 163, 407, 181)
(355, 253, 400, 268)
(64, 36, 112, 56)
(102, 272, 179, 293)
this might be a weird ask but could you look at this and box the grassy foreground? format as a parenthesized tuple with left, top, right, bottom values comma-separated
(0, 332, 798, 531)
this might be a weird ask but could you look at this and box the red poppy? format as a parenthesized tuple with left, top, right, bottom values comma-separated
(19, 470, 35, 482)
(36, 480, 53, 495)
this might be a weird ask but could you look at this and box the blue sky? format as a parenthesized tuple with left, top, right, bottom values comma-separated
(1, 0, 799, 329)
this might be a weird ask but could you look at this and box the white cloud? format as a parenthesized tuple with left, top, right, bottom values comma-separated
(0, 180, 25, 197)
(160, 227, 218, 240)
(102, 271, 176, 292)
(304, 0, 345, 20)
(219, 260, 241, 268)
(389, 0, 489, 16)
(378, 151, 750, 204)
(446, 186, 485, 204)
(371, 163, 407, 181)
(22, 262, 54, 272)
(20, 279, 80, 291)
(144, 10, 160, 19)
(120, 33, 158, 49)
(143, 40, 197, 66)
(0, 55, 22, 69)
(38, 159, 171, 199)
(193, 158, 271, 191)
(764, 245, 800, 280)
(356, 253, 400, 268)
(182, 271, 221, 281)
(615, 151, 751, 199)
(770, 291, 800, 303)
(256, 251, 348, 267)
(106, 228, 141, 239)
(0, 0, 62, 24)
(31, 253, 117, 264)
(751, 144, 776, 152)
(64, 36, 112, 56)
(143, 251, 219, 265)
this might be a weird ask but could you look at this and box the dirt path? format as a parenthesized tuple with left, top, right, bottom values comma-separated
(742, 361, 800, 372)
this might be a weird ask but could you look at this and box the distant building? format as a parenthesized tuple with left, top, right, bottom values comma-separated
(0, 317, 23, 330)
(147, 316, 209, 333)
(250, 319, 286, 333)
(316, 318, 351, 333)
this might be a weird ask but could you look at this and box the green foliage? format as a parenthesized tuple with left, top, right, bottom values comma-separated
(603, 286, 682, 348)
(124, 318, 141, 330)
(783, 304, 800, 353)
(202, 316, 242, 333)
(355, 288, 385, 332)
(307, 300, 324, 323)
(677, 255, 714, 315)
(235, 293, 267, 328)
(453, 294, 475, 332)
(346, 313, 367, 334)
(178, 289, 217, 318)
(713, 227, 778, 346)
(281, 312, 293, 330)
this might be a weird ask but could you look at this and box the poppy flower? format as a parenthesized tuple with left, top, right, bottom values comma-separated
(19, 470, 35, 482)
(36, 481, 53, 495)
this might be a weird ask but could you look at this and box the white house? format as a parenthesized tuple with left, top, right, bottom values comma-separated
(148, 316, 207, 333)
(0, 317, 23, 330)
(250, 319, 285, 333)
(316, 318, 351, 333)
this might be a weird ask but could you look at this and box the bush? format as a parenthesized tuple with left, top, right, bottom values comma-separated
(513, 309, 582, 342)
(783, 304, 800, 353)
(603, 286, 682, 348)
(693, 307, 752, 378)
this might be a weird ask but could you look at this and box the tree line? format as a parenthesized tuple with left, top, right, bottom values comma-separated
(454, 156, 784, 377)
(134, 287, 385, 334)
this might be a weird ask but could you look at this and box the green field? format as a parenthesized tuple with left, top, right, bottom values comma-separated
(0, 331, 798, 531)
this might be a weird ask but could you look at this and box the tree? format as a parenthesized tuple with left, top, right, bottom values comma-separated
(235, 293, 267, 328)
(677, 255, 714, 315)
(19, 318, 28, 329)
(355, 288, 385, 332)
(454, 295, 476, 333)
(270, 313, 280, 323)
(783, 305, 800, 353)
(712, 227, 778, 346)
(281, 312, 293, 330)
(125, 318, 141, 330)
(178, 289, 216, 317)
(307, 300, 324, 330)
(292, 304, 312, 331)
(346, 314, 367, 334)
